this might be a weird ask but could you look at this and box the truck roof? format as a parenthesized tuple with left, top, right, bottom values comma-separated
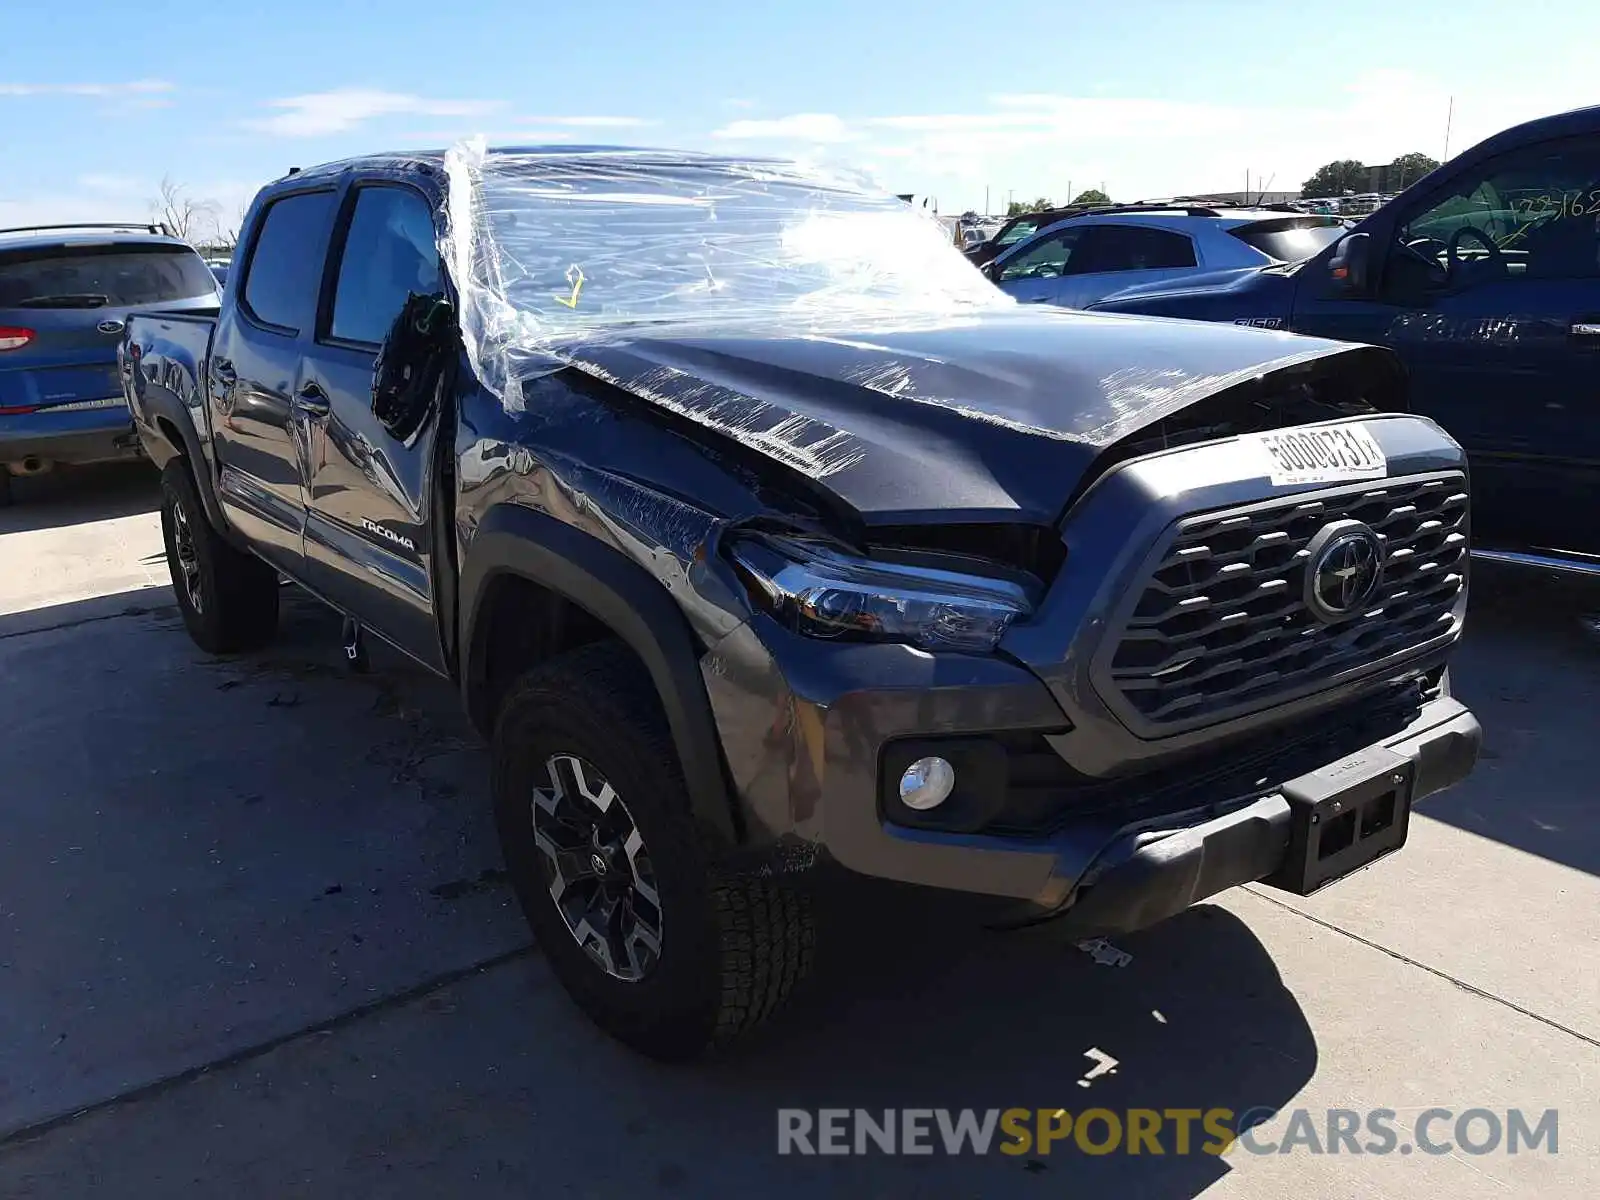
(1454, 104, 1600, 166)
(267, 145, 793, 189)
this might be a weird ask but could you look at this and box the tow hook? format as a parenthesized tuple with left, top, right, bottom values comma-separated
(341, 615, 369, 674)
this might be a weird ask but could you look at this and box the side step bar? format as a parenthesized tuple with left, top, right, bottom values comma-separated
(1471, 547, 1600, 578)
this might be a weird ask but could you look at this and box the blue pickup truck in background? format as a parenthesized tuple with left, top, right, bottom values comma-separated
(1090, 104, 1600, 573)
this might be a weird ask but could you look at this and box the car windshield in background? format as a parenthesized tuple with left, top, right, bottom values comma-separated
(994, 218, 1046, 247)
(0, 244, 218, 309)
(456, 151, 1008, 340)
(1227, 217, 1347, 262)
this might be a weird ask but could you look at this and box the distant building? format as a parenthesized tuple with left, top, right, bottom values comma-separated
(1175, 190, 1302, 207)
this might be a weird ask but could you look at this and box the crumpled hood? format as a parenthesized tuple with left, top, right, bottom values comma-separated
(564, 307, 1358, 524)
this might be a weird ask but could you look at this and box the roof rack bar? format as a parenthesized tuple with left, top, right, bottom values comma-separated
(0, 221, 173, 237)
(1077, 201, 1225, 218)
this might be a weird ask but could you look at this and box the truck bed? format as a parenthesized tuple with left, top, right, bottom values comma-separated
(121, 309, 220, 469)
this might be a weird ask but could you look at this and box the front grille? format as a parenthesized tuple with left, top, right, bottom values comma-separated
(1104, 473, 1467, 731)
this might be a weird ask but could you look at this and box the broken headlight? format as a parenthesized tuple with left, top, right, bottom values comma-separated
(727, 532, 1035, 655)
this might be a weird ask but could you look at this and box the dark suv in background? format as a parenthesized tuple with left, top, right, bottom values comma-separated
(0, 223, 218, 506)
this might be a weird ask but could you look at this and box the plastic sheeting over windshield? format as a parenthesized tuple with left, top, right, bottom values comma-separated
(439, 139, 1011, 412)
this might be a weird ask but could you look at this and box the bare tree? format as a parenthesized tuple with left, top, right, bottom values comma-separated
(212, 199, 251, 254)
(151, 176, 221, 244)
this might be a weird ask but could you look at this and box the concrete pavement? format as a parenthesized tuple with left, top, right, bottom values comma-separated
(1, 467, 1595, 1198)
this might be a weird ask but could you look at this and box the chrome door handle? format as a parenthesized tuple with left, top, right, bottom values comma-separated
(1571, 323, 1600, 337)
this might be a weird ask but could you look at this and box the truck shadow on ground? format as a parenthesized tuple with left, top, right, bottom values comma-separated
(681, 887, 1318, 1195)
(1425, 561, 1600, 876)
(0, 898, 1316, 1199)
(270, 894, 1314, 1198)
(0, 462, 160, 535)
(1, 585, 1313, 1198)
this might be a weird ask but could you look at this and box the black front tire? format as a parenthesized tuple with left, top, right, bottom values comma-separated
(0, 471, 12, 508)
(493, 641, 814, 1060)
(159, 460, 279, 654)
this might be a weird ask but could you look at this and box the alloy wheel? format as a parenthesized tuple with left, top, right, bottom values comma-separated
(530, 754, 663, 982)
(171, 500, 204, 614)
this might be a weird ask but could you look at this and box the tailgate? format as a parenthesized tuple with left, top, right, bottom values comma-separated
(0, 307, 127, 412)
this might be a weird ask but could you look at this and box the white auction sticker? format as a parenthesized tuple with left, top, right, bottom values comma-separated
(1249, 424, 1387, 487)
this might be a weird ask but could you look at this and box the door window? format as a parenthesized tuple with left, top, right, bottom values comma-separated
(1070, 225, 1198, 274)
(1394, 138, 1600, 286)
(240, 191, 337, 332)
(328, 186, 443, 346)
(997, 227, 1084, 281)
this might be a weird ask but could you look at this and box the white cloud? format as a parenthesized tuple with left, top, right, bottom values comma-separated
(711, 113, 859, 143)
(514, 115, 653, 127)
(0, 174, 265, 245)
(710, 73, 1597, 210)
(0, 79, 173, 98)
(77, 173, 145, 194)
(399, 129, 579, 145)
(245, 89, 503, 137)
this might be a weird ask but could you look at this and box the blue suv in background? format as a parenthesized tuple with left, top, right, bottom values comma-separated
(980, 204, 1348, 310)
(1089, 105, 1600, 570)
(0, 223, 219, 505)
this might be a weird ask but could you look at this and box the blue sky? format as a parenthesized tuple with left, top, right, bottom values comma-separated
(4, 0, 1597, 235)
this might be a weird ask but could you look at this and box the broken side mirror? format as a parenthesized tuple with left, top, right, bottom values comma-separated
(1328, 232, 1373, 296)
(372, 291, 454, 443)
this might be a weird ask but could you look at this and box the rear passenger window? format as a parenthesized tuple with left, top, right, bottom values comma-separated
(329, 187, 442, 346)
(241, 191, 336, 332)
(1073, 226, 1198, 273)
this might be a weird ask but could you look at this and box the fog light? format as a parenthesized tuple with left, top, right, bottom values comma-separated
(899, 756, 956, 811)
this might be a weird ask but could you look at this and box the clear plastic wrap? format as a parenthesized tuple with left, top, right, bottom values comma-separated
(439, 139, 1012, 413)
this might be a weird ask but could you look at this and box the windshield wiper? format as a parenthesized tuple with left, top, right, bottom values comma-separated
(14, 293, 111, 309)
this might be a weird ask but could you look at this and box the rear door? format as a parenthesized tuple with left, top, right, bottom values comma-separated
(0, 238, 217, 419)
(1292, 135, 1600, 555)
(210, 188, 338, 568)
(1057, 224, 1201, 308)
(298, 179, 449, 670)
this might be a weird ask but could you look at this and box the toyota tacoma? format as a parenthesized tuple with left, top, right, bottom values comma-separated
(120, 145, 1481, 1060)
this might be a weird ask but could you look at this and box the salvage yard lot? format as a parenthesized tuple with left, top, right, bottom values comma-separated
(2, 468, 1597, 1198)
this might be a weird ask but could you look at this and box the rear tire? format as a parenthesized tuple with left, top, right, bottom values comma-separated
(493, 641, 813, 1060)
(159, 459, 279, 654)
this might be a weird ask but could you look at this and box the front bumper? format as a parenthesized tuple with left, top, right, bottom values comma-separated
(701, 615, 1478, 935)
(1, 401, 143, 467)
(1041, 695, 1479, 936)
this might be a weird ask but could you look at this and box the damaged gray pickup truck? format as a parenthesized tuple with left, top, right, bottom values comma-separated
(121, 145, 1481, 1060)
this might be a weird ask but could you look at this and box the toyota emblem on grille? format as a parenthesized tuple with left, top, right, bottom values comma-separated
(1305, 521, 1384, 622)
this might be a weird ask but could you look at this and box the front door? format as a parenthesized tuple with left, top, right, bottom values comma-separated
(210, 188, 338, 568)
(1293, 135, 1600, 555)
(299, 181, 449, 671)
(992, 226, 1086, 305)
(1056, 223, 1201, 309)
